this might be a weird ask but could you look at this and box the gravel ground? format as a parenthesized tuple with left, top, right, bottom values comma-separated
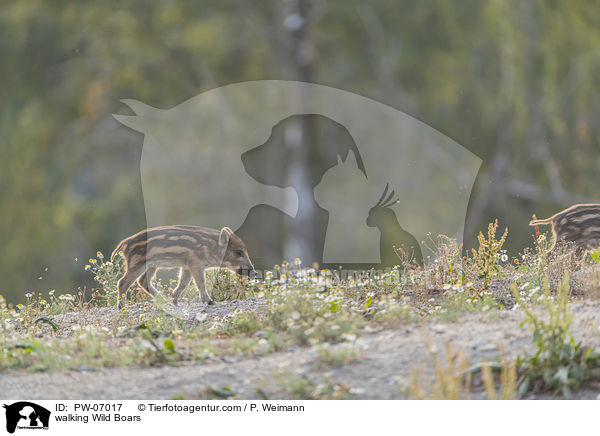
(39, 297, 268, 333)
(3, 300, 600, 399)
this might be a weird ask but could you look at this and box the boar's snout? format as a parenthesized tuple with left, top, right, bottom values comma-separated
(236, 265, 257, 278)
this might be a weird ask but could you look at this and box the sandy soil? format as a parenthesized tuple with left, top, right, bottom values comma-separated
(3, 300, 600, 400)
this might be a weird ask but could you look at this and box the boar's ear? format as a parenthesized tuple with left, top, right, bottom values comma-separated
(219, 227, 234, 249)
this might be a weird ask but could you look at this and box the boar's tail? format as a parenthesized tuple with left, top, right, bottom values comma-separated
(529, 217, 553, 226)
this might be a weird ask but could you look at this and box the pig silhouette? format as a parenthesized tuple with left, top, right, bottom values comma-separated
(113, 81, 481, 267)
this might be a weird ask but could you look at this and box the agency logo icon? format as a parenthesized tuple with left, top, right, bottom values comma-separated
(114, 80, 481, 270)
(3, 402, 50, 433)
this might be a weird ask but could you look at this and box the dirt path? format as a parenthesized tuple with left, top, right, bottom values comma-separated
(4, 301, 600, 399)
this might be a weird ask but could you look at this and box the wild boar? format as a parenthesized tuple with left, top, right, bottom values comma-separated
(529, 203, 600, 254)
(111, 225, 255, 309)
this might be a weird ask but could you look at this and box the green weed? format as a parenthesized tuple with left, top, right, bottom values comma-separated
(515, 273, 600, 397)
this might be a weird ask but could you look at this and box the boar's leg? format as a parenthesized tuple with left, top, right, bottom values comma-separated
(117, 262, 147, 309)
(172, 268, 192, 306)
(137, 266, 159, 296)
(189, 266, 214, 305)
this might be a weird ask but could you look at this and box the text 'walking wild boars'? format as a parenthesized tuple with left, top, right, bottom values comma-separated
(111, 225, 255, 309)
(529, 203, 600, 254)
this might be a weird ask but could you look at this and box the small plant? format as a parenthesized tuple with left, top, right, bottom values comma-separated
(480, 352, 517, 400)
(315, 342, 361, 367)
(372, 297, 416, 325)
(219, 311, 264, 337)
(515, 273, 600, 397)
(409, 336, 517, 400)
(205, 269, 248, 301)
(409, 340, 472, 400)
(85, 251, 124, 306)
(274, 371, 355, 399)
(471, 220, 508, 294)
(435, 292, 496, 322)
(588, 250, 600, 264)
(422, 234, 466, 290)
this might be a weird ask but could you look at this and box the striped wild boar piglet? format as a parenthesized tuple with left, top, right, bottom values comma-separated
(529, 203, 600, 255)
(111, 225, 255, 309)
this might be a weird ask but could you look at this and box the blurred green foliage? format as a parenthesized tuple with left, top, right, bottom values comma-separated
(1, 0, 600, 302)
